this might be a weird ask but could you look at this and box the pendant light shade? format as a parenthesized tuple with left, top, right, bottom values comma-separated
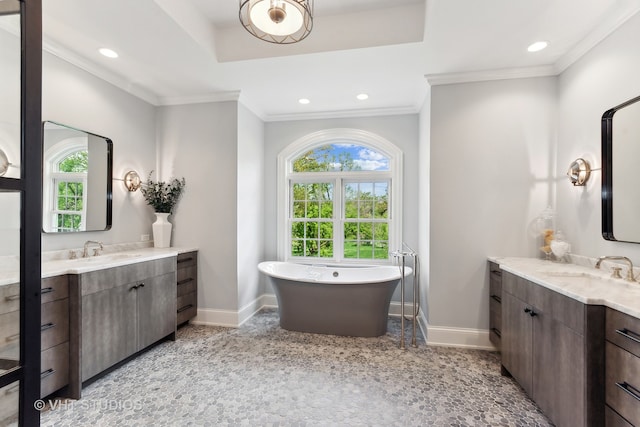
(239, 0, 313, 44)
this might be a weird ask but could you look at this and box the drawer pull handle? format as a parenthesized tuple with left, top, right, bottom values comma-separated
(130, 285, 138, 291)
(138, 283, 145, 288)
(41, 287, 54, 294)
(5, 333, 19, 342)
(616, 328, 640, 345)
(616, 382, 640, 402)
(177, 304, 194, 313)
(524, 307, 537, 317)
(491, 327, 501, 338)
(491, 270, 502, 276)
(5, 384, 19, 394)
(40, 368, 55, 380)
(177, 257, 193, 264)
(4, 294, 19, 302)
(40, 322, 55, 332)
(177, 278, 193, 286)
(490, 295, 501, 303)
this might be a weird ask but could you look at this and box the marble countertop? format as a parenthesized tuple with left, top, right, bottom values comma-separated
(0, 246, 197, 286)
(490, 256, 640, 319)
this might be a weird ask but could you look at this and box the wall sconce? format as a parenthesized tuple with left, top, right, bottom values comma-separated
(567, 158, 600, 186)
(0, 148, 15, 177)
(123, 170, 142, 192)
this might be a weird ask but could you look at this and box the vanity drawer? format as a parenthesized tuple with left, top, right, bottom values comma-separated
(490, 296, 502, 332)
(606, 342, 640, 426)
(41, 275, 69, 304)
(41, 341, 69, 398)
(606, 406, 634, 427)
(177, 267, 197, 296)
(0, 381, 19, 426)
(41, 298, 69, 351)
(607, 308, 640, 358)
(177, 251, 197, 269)
(177, 292, 197, 325)
(489, 262, 502, 294)
(0, 310, 19, 355)
(0, 282, 20, 315)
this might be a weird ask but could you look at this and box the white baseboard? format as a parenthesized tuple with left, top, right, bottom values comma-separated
(425, 323, 496, 350)
(193, 293, 496, 350)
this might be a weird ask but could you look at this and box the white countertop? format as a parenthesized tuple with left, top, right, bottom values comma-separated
(0, 246, 197, 286)
(490, 257, 640, 319)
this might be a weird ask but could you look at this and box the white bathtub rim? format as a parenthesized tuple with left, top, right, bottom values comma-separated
(258, 261, 412, 285)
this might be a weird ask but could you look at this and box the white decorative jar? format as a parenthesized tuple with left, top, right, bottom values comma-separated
(152, 212, 172, 248)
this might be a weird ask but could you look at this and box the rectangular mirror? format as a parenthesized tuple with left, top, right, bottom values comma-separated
(602, 94, 640, 242)
(42, 121, 113, 233)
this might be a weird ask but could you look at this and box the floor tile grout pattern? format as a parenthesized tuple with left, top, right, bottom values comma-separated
(41, 309, 552, 426)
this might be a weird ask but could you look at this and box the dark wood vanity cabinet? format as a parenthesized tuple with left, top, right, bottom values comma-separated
(176, 251, 198, 326)
(605, 308, 640, 426)
(501, 271, 605, 427)
(0, 276, 71, 401)
(40, 275, 71, 398)
(77, 258, 176, 387)
(488, 262, 502, 350)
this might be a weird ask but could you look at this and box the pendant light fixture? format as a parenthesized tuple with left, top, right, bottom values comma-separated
(239, 0, 313, 44)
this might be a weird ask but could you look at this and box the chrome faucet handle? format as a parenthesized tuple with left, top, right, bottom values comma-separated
(93, 248, 102, 256)
(69, 250, 77, 260)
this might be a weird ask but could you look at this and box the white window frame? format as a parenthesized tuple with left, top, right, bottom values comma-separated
(277, 128, 403, 264)
(43, 138, 88, 232)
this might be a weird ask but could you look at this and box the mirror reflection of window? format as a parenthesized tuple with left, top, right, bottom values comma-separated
(52, 150, 88, 232)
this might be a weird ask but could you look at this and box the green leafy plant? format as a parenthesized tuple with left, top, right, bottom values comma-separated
(141, 171, 186, 213)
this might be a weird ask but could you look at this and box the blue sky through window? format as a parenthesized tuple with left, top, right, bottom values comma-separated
(296, 143, 389, 172)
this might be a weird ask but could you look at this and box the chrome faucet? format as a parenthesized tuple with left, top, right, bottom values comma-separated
(83, 240, 103, 258)
(595, 256, 635, 281)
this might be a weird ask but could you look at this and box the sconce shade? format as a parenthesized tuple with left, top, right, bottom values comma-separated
(124, 170, 141, 192)
(239, 0, 313, 44)
(0, 149, 8, 177)
(567, 158, 591, 186)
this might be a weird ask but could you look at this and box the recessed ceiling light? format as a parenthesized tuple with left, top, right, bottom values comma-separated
(99, 48, 119, 58)
(356, 93, 369, 101)
(298, 98, 310, 105)
(527, 41, 548, 53)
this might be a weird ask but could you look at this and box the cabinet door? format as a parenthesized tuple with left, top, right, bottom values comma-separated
(533, 310, 585, 427)
(501, 291, 533, 395)
(81, 283, 137, 381)
(137, 272, 176, 350)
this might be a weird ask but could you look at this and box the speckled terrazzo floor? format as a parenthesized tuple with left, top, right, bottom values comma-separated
(40, 309, 552, 426)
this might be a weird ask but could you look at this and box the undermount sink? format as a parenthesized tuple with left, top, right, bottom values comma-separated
(75, 253, 142, 263)
(539, 270, 621, 287)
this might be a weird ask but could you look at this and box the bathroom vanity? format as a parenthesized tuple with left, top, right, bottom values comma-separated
(489, 257, 640, 427)
(0, 246, 198, 409)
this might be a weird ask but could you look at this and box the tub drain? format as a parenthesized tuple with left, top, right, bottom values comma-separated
(332, 271, 339, 277)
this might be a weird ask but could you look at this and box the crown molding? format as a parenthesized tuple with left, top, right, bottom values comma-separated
(425, 65, 557, 86)
(553, 2, 640, 74)
(262, 105, 421, 122)
(157, 91, 242, 107)
(42, 38, 160, 105)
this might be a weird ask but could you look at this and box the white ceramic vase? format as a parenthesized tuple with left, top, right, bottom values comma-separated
(152, 212, 172, 248)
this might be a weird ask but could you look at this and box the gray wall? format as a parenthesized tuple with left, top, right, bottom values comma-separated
(429, 77, 557, 330)
(157, 101, 240, 314)
(41, 44, 157, 251)
(556, 11, 640, 261)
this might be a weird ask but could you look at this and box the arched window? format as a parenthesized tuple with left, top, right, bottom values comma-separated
(43, 138, 88, 232)
(278, 129, 402, 264)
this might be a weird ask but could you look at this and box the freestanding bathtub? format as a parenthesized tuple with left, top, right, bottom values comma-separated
(258, 261, 412, 337)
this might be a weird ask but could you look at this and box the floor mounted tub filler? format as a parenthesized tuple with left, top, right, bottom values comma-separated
(258, 261, 412, 337)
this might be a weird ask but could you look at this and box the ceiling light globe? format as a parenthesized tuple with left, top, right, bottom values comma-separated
(240, 0, 313, 44)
